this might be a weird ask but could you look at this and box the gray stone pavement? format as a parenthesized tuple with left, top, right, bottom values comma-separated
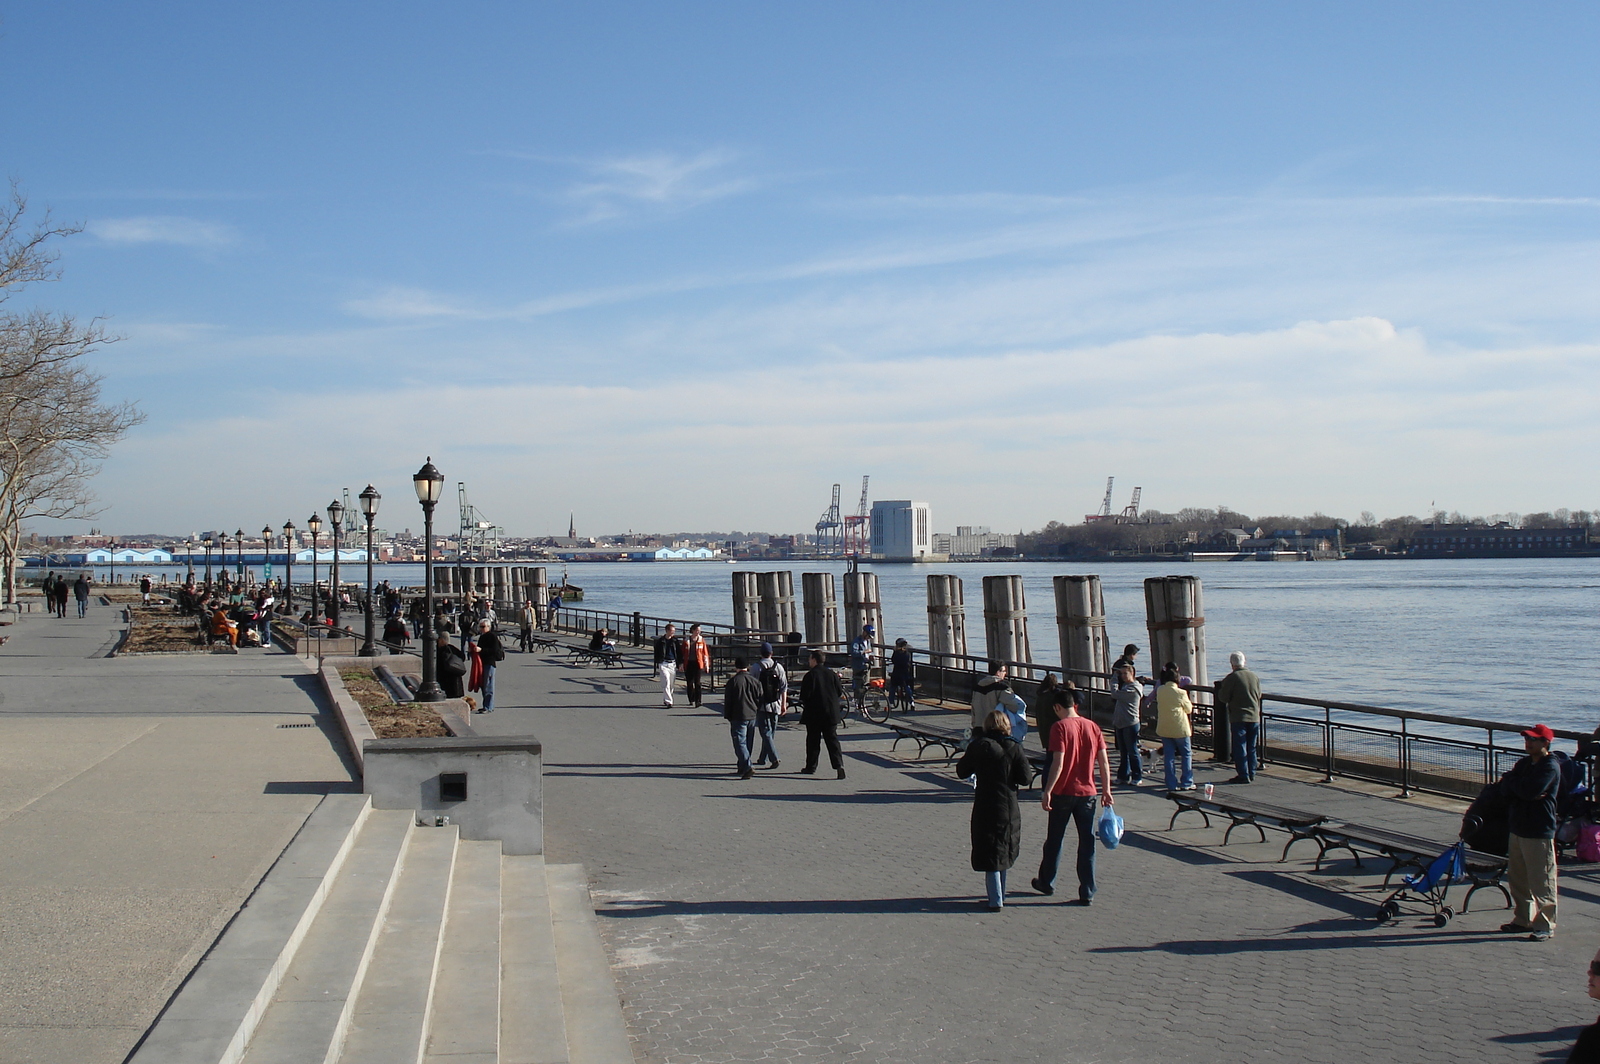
(474, 642, 1600, 1064)
(0, 601, 356, 1064)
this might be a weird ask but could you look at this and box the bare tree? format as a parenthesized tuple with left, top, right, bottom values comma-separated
(0, 185, 143, 603)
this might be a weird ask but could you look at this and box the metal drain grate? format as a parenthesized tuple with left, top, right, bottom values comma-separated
(277, 722, 316, 729)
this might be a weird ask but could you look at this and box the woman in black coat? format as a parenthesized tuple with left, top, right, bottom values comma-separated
(956, 708, 1033, 911)
(435, 633, 467, 699)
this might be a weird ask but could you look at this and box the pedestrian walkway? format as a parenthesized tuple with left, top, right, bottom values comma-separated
(0, 602, 356, 1064)
(473, 643, 1599, 1064)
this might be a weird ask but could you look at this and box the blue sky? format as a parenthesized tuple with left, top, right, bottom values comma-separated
(4, 3, 1597, 536)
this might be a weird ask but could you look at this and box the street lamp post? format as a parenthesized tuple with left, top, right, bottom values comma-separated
(187, 534, 195, 584)
(308, 514, 323, 625)
(327, 499, 345, 631)
(107, 537, 115, 591)
(203, 534, 214, 592)
(234, 529, 244, 593)
(262, 526, 274, 595)
(282, 521, 296, 611)
(413, 458, 445, 702)
(357, 485, 381, 656)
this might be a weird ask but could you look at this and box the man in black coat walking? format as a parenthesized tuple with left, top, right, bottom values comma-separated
(1501, 723, 1562, 941)
(723, 658, 761, 779)
(798, 649, 847, 779)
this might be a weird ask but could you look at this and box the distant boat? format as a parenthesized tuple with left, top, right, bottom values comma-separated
(555, 580, 584, 601)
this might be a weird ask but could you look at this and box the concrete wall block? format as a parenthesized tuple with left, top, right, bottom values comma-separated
(363, 736, 544, 856)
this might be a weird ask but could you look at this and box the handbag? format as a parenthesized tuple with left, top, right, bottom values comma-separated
(439, 650, 467, 678)
(1097, 806, 1125, 849)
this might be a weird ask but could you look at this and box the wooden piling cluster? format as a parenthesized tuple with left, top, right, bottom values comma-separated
(925, 574, 967, 666)
(843, 572, 882, 661)
(1144, 575, 1209, 702)
(801, 572, 839, 646)
(1054, 575, 1110, 690)
(981, 575, 1032, 666)
(432, 565, 547, 608)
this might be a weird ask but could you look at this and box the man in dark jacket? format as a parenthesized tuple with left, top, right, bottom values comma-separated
(73, 574, 91, 617)
(723, 658, 761, 779)
(1501, 723, 1562, 941)
(1214, 651, 1263, 783)
(653, 623, 681, 708)
(798, 650, 846, 779)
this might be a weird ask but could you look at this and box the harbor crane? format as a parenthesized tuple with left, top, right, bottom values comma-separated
(843, 475, 871, 557)
(1120, 487, 1142, 523)
(1085, 476, 1115, 523)
(457, 481, 505, 561)
(815, 483, 843, 556)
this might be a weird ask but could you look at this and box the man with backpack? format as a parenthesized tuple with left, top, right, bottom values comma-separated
(1500, 723, 1562, 941)
(751, 641, 787, 770)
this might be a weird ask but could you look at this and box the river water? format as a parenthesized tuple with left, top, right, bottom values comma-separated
(80, 556, 1599, 732)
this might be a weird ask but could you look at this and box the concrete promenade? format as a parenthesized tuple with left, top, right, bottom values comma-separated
(474, 641, 1599, 1064)
(0, 600, 356, 1064)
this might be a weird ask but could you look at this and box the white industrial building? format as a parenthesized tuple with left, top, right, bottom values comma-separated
(869, 500, 935, 560)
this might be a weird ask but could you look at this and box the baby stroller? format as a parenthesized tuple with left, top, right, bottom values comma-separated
(1375, 841, 1465, 927)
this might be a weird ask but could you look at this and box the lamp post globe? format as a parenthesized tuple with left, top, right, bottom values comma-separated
(357, 485, 381, 657)
(413, 459, 446, 702)
(307, 513, 323, 626)
(282, 521, 296, 611)
(327, 500, 344, 630)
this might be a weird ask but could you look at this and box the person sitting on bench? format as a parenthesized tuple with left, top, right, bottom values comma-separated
(589, 627, 616, 652)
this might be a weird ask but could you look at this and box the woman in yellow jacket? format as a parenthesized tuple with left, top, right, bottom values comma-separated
(1155, 666, 1195, 791)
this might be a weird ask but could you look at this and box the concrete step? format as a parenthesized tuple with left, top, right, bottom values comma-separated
(128, 793, 373, 1064)
(546, 864, 635, 1064)
(238, 809, 414, 1064)
(500, 855, 569, 1064)
(339, 823, 460, 1064)
(422, 839, 502, 1064)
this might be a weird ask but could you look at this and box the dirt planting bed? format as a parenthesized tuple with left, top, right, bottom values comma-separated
(340, 668, 449, 738)
(122, 606, 207, 653)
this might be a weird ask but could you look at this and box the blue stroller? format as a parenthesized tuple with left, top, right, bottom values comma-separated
(1376, 841, 1465, 927)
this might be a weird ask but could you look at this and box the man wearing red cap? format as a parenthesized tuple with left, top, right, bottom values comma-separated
(1500, 723, 1561, 941)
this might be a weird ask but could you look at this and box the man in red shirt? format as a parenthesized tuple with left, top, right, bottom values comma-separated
(1032, 687, 1114, 904)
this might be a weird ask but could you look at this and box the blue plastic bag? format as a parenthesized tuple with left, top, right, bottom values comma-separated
(1097, 806, 1124, 849)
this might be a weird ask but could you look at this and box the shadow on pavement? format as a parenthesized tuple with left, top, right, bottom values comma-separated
(1118, 830, 1233, 866)
(597, 895, 980, 918)
(1090, 926, 1503, 956)
(702, 788, 969, 805)
(1488, 1025, 1584, 1046)
(263, 780, 362, 794)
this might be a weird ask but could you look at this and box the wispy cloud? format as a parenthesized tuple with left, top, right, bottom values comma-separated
(342, 287, 478, 321)
(88, 215, 236, 248)
(558, 148, 756, 224)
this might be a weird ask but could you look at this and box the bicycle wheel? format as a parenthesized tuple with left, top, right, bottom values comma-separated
(861, 691, 890, 724)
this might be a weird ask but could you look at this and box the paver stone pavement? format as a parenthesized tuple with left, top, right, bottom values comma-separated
(474, 641, 1600, 1064)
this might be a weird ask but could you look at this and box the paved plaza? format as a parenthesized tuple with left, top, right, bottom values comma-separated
(474, 643, 1600, 1064)
(0, 601, 356, 1064)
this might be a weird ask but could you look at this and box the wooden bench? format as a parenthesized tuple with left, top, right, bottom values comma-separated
(883, 718, 965, 761)
(523, 635, 559, 653)
(1165, 792, 1329, 862)
(567, 643, 623, 668)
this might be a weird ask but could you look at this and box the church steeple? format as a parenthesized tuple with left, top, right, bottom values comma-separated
(568, 512, 576, 539)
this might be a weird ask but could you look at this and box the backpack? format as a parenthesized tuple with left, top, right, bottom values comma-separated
(759, 662, 785, 707)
